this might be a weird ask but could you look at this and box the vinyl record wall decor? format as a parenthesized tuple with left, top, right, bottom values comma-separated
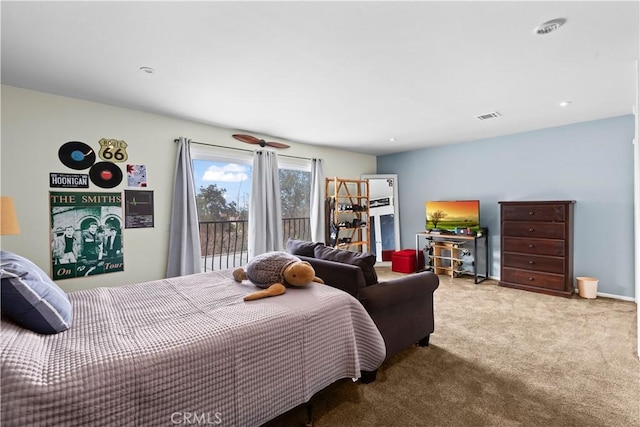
(58, 141, 96, 170)
(56, 139, 132, 189)
(89, 162, 123, 188)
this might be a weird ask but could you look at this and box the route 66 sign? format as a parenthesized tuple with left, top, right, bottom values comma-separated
(98, 138, 129, 163)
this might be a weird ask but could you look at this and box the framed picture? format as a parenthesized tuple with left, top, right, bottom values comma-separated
(124, 190, 154, 229)
(50, 191, 124, 280)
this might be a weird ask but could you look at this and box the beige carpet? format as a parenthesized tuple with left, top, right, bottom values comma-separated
(266, 268, 639, 427)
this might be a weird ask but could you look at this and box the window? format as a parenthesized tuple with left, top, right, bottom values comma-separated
(191, 149, 310, 221)
(278, 157, 311, 220)
(192, 158, 251, 222)
(191, 146, 312, 270)
(278, 157, 311, 243)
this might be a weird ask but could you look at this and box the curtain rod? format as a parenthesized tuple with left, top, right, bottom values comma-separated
(173, 138, 313, 161)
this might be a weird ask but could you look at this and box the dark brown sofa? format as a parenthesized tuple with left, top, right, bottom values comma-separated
(286, 240, 439, 380)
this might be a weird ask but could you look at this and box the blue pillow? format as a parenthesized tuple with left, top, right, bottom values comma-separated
(1, 251, 72, 334)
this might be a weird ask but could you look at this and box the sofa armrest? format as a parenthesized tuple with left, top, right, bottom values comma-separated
(358, 272, 439, 313)
(358, 271, 440, 358)
(297, 255, 366, 297)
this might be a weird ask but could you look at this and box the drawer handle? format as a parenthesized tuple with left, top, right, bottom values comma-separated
(528, 277, 535, 281)
(529, 211, 534, 215)
(529, 227, 535, 232)
(528, 260, 535, 265)
(528, 244, 535, 248)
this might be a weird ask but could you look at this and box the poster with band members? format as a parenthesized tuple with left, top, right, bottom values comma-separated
(50, 191, 124, 280)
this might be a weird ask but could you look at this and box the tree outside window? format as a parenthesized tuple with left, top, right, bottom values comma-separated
(279, 169, 310, 219)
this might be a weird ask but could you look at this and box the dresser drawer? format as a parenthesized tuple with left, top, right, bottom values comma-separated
(502, 252, 565, 274)
(501, 267, 566, 291)
(502, 221, 565, 239)
(501, 204, 566, 222)
(502, 237, 565, 256)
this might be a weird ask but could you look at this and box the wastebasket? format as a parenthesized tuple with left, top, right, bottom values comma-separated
(576, 277, 598, 299)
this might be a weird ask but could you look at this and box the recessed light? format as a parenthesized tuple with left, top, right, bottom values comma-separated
(389, 137, 395, 142)
(139, 66, 156, 74)
(534, 18, 566, 35)
(559, 101, 572, 107)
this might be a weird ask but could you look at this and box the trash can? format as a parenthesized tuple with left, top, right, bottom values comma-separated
(576, 277, 598, 299)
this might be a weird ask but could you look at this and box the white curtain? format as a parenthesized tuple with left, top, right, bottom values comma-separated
(166, 137, 202, 277)
(310, 158, 324, 242)
(248, 150, 283, 258)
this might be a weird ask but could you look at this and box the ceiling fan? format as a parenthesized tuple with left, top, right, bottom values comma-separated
(232, 134, 290, 149)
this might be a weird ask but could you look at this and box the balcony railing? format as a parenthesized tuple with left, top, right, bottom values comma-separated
(199, 217, 311, 271)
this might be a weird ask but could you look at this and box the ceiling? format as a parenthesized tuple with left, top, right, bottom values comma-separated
(1, 1, 638, 156)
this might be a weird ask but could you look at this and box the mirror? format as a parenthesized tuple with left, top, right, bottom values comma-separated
(361, 174, 400, 262)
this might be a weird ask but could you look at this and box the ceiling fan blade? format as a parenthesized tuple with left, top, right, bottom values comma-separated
(232, 134, 261, 145)
(266, 141, 290, 149)
(233, 133, 290, 149)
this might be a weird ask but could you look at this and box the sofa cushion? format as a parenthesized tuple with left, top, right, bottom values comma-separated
(0, 250, 72, 334)
(286, 239, 323, 257)
(313, 245, 378, 286)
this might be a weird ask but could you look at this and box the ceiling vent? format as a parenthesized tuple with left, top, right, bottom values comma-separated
(476, 111, 501, 121)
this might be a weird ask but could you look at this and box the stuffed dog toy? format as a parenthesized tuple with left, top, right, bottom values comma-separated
(233, 251, 324, 301)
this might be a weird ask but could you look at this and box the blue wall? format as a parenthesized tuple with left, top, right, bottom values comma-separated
(378, 115, 635, 298)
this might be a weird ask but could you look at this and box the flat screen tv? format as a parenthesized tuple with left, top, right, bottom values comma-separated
(425, 200, 480, 232)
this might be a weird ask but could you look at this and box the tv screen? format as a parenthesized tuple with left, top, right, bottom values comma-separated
(425, 200, 480, 232)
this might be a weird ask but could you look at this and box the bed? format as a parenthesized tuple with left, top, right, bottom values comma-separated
(1, 266, 386, 426)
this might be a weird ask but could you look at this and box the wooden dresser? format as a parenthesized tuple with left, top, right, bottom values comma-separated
(499, 201, 575, 297)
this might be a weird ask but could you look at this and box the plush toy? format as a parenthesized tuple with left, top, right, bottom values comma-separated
(233, 251, 324, 301)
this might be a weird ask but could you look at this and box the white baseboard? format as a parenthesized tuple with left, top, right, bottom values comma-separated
(487, 276, 636, 302)
(574, 289, 637, 302)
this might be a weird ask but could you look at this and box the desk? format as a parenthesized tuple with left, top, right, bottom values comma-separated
(415, 231, 489, 284)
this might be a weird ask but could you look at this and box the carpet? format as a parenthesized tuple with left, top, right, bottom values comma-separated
(266, 268, 639, 427)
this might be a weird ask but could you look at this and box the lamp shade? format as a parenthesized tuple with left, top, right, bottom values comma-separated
(0, 197, 20, 235)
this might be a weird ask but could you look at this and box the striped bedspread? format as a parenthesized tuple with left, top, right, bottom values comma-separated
(1, 270, 385, 426)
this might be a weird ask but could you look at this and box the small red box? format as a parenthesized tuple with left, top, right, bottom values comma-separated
(391, 249, 424, 274)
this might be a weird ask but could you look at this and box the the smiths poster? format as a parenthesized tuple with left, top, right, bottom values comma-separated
(50, 191, 124, 280)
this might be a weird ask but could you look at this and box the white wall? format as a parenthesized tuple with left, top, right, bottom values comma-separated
(0, 85, 376, 292)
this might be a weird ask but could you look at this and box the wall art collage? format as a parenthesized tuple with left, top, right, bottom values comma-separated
(50, 138, 155, 280)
